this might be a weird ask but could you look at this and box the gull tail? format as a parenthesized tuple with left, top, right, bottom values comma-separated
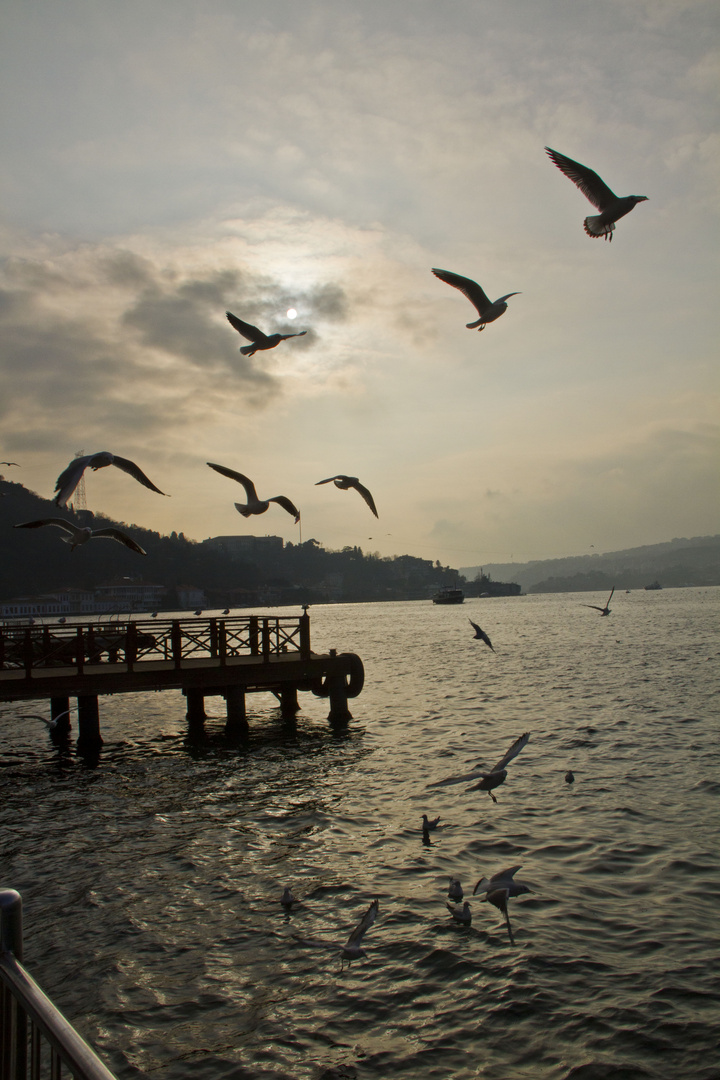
(239, 345, 256, 355)
(584, 216, 615, 241)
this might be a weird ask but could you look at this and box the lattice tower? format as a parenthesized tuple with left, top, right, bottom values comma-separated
(72, 449, 87, 510)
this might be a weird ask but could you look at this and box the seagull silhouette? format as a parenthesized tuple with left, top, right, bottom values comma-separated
(428, 732, 530, 803)
(473, 866, 531, 945)
(584, 587, 614, 616)
(446, 900, 472, 925)
(53, 452, 167, 507)
(14, 519, 147, 555)
(448, 878, 464, 902)
(315, 475, 378, 518)
(226, 311, 307, 356)
(292, 898, 379, 970)
(565, 770, 575, 784)
(469, 619, 494, 651)
(545, 147, 648, 241)
(0, 461, 20, 467)
(281, 887, 297, 910)
(422, 814, 440, 831)
(207, 462, 300, 522)
(432, 268, 519, 331)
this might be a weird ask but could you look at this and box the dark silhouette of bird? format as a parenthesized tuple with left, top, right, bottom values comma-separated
(446, 900, 472, 925)
(422, 814, 440, 831)
(226, 311, 307, 356)
(14, 518, 147, 555)
(584, 587, 614, 616)
(1, 461, 20, 466)
(207, 462, 300, 522)
(281, 887, 297, 910)
(292, 898, 379, 970)
(469, 619, 494, 651)
(565, 770, 575, 784)
(53, 452, 167, 507)
(432, 268, 519, 331)
(473, 865, 530, 945)
(429, 732, 530, 803)
(545, 147, 648, 241)
(448, 878, 464, 902)
(316, 475, 378, 517)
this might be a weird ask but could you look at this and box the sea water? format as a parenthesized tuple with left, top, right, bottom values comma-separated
(1, 588, 719, 1079)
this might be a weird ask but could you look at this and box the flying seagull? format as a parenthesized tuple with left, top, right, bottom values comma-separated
(315, 475, 378, 518)
(545, 147, 648, 241)
(469, 619, 494, 651)
(1, 461, 20, 466)
(428, 732, 530, 803)
(53, 452, 167, 508)
(584, 587, 614, 616)
(206, 462, 300, 522)
(446, 901, 472, 925)
(226, 311, 307, 356)
(473, 866, 530, 945)
(292, 898, 379, 970)
(20, 709, 71, 734)
(432, 268, 519, 331)
(14, 519, 147, 555)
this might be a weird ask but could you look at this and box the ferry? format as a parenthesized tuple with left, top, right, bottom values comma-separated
(432, 586, 465, 605)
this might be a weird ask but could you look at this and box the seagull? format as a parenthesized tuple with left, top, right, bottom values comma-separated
(545, 147, 648, 241)
(315, 476, 378, 518)
(292, 898, 379, 970)
(565, 770, 575, 784)
(222, 608, 230, 615)
(15, 519, 146, 555)
(207, 462, 300, 522)
(226, 311, 307, 356)
(428, 732, 530, 803)
(469, 619, 494, 651)
(21, 709, 71, 734)
(448, 878, 464, 902)
(473, 866, 530, 945)
(432, 268, 519, 331)
(281, 887, 297, 910)
(53, 452, 167, 508)
(0, 461, 20, 466)
(583, 587, 614, 616)
(446, 901, 472, 925)
(422, 814, 440, 831)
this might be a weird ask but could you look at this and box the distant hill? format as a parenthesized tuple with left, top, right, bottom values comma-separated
(461, 535, 720, 592)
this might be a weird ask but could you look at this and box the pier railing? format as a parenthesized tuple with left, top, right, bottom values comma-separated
(0, 890, 117, 1080)
(0, 612, 311, 678)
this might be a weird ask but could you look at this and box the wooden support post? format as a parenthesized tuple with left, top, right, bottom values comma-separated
(224, 685, 248, 737)
(280, 686, 300, 719)
(50, 696, 71, 737)
(76, 694, 102, 755)
(299, 608, 311, 659)
(184, 687, 206, 738)
(326, 676, 352, 728)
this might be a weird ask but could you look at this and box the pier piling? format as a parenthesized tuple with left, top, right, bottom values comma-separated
(76, 694, 102, 754)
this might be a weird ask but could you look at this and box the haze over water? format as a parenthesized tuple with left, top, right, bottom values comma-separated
(2, 588, 719, 1079)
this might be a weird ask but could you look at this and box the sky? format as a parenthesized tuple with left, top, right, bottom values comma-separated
(1, 0, 718, 568)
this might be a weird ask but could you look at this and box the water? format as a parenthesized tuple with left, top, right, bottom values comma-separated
(1, 589, 719, 1080)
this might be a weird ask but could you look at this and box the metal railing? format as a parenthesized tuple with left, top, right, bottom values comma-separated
(0, 890, 117, 1080)
(0, 611, 311, 678)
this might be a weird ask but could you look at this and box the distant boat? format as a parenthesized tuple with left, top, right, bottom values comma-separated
(433, 587, 465, 605)
(644, 581, 662, 591)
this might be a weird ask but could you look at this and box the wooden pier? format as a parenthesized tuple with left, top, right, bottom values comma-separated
(0, 611, 364, 753)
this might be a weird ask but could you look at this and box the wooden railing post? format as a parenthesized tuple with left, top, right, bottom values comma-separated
(171, 621, 182, 668)
(125, 623, 137, 672)
(300, 608, 311, 659)
(249, 616, 259, 656)
(261, 620, 270, 662)
(209, 619, 218, 658)
(76, 628, 84, 675)
(218, 621, 227, 665)
(23, 630, 34, 678)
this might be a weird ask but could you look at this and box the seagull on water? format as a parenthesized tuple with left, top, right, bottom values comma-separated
(448, 878, 464, 902)
(281, 887, 297, 910)
(428, 732, 530, 803)
(207, 462, 300, 522)
(473, 866, 530, 945)
(53, 452, 167, 508)
(545, 147, 648, 241)
(584, 587, 614, 616)
(432, 268, 519, 331)
(446, 900, 472, 925)
(226, 311, 307, 356)
(422, 814, 440, 831)
(292, 898, 379, 970)
(565, 770, 575, 784)
(315, 475, 378, 518)
(469, 619, 494, 651)
(14, 519, 147, 555)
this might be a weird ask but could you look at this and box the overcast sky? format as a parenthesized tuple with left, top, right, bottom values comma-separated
(1, 0, 718, 567)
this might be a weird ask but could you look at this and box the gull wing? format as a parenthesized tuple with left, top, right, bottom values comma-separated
(268, 496, 301, 522)
(606, 587, 615, 605)
(92, 529, 147, 555)
(110, 456, 167, 496)
(53, 456, 91, 505)
(346, 898, 379, 948)
(427, 767, 486, 789)
(226, 311, 269, 344)
(490, 732, 530, 774)
(206, 462, 258, 501)
(432, 269, 492, 315)
(315, 476, 339, 486)
(350, 480, 378, 518)
(545, 148, 617, 210)
(14, 518, 78, 536)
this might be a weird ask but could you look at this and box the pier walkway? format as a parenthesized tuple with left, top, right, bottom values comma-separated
(0, 611, 364, 752)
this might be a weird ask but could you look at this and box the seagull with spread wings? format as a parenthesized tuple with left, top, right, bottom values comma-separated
(207, 462, 300, 522)
(14, 519, 147, 555)
(428, 732, 530, 803)
(53, 452, 167, 508)
(545, 147, 648, 241)
(583, 587, 614, 616)
(469, 619, 494, 651)
(432, 268, 519, 331)
(292, 898, 379, 970)
(473, 866, 531, 945)
(315, 475, 378, 518)
(226, 311, 307, 356)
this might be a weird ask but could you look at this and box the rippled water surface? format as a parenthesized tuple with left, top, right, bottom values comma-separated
(2, 589, 719, 1080)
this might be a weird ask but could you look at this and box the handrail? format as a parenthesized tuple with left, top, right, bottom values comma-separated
(0, 891, 117, 1080)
